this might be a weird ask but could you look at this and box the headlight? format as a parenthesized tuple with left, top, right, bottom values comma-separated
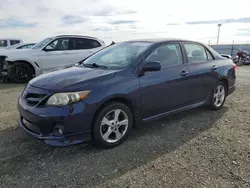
(46, 90, 91, 106)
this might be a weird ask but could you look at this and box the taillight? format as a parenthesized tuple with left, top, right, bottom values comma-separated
(233, 63, 237, 70)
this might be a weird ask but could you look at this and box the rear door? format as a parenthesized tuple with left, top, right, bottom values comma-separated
(139, 42, 192, 119)
(182, 42, 219, 103)
(67, 38, 104, 63)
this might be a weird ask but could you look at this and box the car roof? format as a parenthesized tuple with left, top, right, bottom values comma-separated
(124, 38, 198, 44)
(55, 35, 99, 40)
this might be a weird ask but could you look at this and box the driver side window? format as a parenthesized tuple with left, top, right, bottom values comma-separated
(45, 38, 69, 51)
(146, 43, 183, 68)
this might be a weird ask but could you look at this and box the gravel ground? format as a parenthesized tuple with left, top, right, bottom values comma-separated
(0, 67, 250, 188)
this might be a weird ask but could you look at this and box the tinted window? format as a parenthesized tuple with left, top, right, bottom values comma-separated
(10, 40, 20, 45)
(146, 43, 183, 68)
(184, 43, 207, 63)
(46, 38, 69, 51)
(0, 40, 7, 47)
(91, 40, 101, 48)
(70, 38, 101, 50)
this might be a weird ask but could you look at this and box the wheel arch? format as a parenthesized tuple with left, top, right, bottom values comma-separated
(9, 60, 36, 76)
(218, 77, 229, 95)
(92, 95, 137, 128)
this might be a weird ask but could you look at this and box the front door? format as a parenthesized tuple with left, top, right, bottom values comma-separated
(139, 42, 191, 119)
(37, 37, 73, 72)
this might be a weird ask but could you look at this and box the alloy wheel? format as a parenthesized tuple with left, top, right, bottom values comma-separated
(213, 85, 225, 107)
(100, 109, 129, 143)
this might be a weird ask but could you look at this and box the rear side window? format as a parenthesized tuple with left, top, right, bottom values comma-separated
(10, 40, 21, 45)
(0, 40, 7, 47)
(70, 38, 101, 50)
(91, 40, 101, 48)
(183, 43, 208, 63)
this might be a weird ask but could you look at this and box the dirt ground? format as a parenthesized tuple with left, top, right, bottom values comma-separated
(0, 67, 250, 188)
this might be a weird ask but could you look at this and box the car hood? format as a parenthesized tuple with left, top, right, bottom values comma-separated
(29, 66, 118, 91)
(0, 49, 36, 57)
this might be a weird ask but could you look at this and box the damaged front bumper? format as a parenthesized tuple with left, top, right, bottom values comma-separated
(0, 56, 8, 81)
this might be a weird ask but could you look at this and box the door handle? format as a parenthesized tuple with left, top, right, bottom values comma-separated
(180, 71, 189, 76)
(212, 65, 217, 70)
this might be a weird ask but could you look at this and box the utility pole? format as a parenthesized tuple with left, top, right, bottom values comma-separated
(217, 23, 222, 45)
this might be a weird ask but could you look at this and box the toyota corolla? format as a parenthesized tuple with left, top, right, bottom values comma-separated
(17, 38, 236, 148)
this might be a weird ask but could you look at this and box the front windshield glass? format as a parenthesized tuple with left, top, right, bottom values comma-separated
(83, 42, 153, 69)
(32, 37, 53, 49)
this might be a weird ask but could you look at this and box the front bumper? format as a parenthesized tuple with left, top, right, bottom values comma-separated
(17, 95, 94, 146)
(0, 57, 8, 81)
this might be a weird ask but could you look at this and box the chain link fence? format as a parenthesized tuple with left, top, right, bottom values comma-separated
(209, 44, 250, 57)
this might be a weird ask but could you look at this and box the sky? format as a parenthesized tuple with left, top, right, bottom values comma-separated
(0, 0, 250, 45)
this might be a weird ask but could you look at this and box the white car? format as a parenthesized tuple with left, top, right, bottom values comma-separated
(0, 35, 105, 82)
(0, 39, 24, 49)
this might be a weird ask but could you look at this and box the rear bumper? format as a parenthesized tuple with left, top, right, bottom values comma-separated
(228, 85, 235, 96)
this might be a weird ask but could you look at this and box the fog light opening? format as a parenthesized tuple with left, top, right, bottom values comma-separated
(58, 128, 63, 135)
(53, 125, 64, 136)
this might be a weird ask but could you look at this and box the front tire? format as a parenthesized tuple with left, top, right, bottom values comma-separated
(92, 102, 133, 148)
(208, 81, 227, 110)
(8, 62, 33, 83)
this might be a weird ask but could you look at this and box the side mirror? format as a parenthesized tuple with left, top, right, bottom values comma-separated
(141, 61, 161, 73)
(44, 45, 53, 51)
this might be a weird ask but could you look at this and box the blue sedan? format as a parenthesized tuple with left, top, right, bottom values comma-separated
(17, 38, 236, 148)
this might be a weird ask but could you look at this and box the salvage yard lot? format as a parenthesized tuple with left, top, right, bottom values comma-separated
(0, 67, 250, 188)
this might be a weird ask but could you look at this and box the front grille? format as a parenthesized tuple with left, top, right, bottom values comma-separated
(24, 93, 47, 106)
(22, 85, 49, 107)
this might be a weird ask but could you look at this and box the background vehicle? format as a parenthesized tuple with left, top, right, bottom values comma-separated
(17, 38, 236, 148)
(0, 39, 23, 49)
(233, 52, 250, 66)
(234, 49, 249, 66)
(0, 35, 105, 83)
(1, 43, 35, 50)
(233, 55, 239, 64)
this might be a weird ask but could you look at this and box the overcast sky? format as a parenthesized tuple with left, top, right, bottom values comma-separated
(1, 0, 250, 45)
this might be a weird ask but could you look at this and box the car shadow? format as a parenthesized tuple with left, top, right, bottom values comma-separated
(0, 106, 228, 187)
(0, 82, 25, 90)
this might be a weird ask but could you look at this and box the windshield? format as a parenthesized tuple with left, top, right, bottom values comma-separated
(83, 42, 153, 69)
(32, 37, 53, 49)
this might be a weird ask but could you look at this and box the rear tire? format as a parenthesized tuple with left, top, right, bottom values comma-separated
(208, 81, 227, 110)
(8, 62, 33, 83)
(92, 102, 133, 148)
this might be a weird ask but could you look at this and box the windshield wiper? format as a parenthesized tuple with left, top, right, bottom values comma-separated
(83, 63, 108, 69)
